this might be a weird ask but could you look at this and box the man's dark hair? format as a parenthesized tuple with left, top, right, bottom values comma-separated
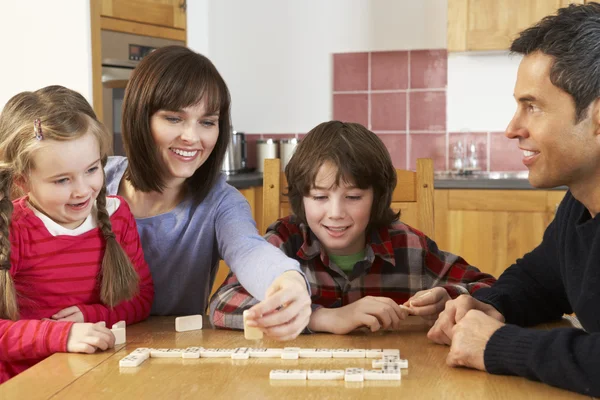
(511, 2, 600, 122)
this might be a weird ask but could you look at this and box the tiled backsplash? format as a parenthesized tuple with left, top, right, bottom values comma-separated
(244, 49, 526, 172)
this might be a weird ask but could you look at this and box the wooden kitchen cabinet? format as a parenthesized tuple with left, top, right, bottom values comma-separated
(433, 189, 567, 278)
(101, 0, 186, 30)
(448, 0, 584, 52)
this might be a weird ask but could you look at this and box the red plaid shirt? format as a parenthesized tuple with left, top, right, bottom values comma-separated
(210, 215, 496, 330)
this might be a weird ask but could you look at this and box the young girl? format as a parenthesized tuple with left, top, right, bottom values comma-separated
(105, 46, 310, 341)
(0, 86, 154, 382)
(210, 121, 496, 334)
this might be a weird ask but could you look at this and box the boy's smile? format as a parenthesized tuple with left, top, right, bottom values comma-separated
(303, 161, 374, 256)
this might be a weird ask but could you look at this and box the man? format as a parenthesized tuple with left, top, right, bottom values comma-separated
(428, 2, 600, 396)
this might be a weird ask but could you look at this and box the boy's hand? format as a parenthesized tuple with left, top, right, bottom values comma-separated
(403, 287, 451, 321)
(52, 306, 84, 322)
(309, 296, 409, 334)
(67, 322, 115, 353)
(245, 271, 311, 341)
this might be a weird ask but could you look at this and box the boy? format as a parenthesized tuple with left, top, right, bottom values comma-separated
(210, 121, 495, 335)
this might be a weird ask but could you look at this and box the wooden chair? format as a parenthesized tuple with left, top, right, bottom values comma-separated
(261, 158, 435, 239)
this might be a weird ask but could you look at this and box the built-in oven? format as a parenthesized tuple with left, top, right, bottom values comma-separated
(101, 30, 185, 155)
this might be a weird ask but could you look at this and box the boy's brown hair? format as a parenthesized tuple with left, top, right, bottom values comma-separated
(285, 121, 399, 229)
(122, 45, 232, 203)
(0, 85, 139, 320)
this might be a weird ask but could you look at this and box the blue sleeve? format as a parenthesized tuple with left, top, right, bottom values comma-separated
(214, 185, 304, 301)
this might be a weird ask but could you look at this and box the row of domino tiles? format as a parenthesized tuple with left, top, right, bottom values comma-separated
(119, 347, 407, 367)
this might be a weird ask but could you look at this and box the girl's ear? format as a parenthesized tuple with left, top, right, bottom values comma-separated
(13, 174, 30, 194)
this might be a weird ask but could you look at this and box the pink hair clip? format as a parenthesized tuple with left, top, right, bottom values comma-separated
(34, 119, 43, 140)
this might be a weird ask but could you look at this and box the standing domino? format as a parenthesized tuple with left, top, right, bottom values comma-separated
(243, 310, 263, 340)
(112, 320, 126, 329)
(112, 327, 126, 345)
(175, 315, 203, 332)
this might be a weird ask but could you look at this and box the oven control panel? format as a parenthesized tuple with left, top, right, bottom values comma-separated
(129, 44, 157, 61)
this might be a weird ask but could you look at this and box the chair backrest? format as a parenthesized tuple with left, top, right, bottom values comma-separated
(261, 158, 435, 239)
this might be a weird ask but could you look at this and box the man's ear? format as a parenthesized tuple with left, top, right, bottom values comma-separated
(590, 98, 600, 136)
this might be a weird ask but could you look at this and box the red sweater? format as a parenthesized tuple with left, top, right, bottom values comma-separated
(0, 196, 154, 383)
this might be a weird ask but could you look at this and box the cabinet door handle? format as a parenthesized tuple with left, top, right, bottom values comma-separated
(180, 0, 187, 12)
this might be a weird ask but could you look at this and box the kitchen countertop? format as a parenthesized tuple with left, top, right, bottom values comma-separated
(224, 170, 568, 191)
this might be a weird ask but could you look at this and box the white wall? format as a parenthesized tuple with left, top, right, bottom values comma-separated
(188, 0, 448, 133)
(447, 52, 522, 132)
(0, 1, 92, 111)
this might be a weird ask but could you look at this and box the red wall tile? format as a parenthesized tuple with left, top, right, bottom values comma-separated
(377, 133, 407, 169)
(410, 50, 447, 89)
(333, 93, 368, 127)
(409, 133, 446, 171)
(489, 132, 527, 171)
(409, 91, 446, 131)
(371, 51, 409, 90)
(371, 92, 407, 131)
(333, 53, 369, 91)
(448, 132, 488, 171)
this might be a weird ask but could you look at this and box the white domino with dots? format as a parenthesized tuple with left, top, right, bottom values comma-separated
(365, 366, 401, 381)
(151, 348, 182, 358)
(344, 368, 365, 382)
(281, 347, 301, 359)
(249, 348, 283, 358)
(307, 369, 345, 380)
(182, 347, 203, 359)
(231, 347, 250, 359)
(175, 315, 203, 332)
(383, 349, 400, 356)
(333, 348, 366, 358)
(129, 348, 151, 360)
(269, 369, 307, 380)
(201, 348, 233, 358)
(119, 354, 146, 367)
(299, 348, 332, 358)
(243, 310, 264, 340)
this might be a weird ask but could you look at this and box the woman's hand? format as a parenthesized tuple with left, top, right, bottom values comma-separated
(245, 271, 312, 341)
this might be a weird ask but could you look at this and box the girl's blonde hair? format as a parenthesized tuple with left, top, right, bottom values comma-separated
(0, 85, 139, 320)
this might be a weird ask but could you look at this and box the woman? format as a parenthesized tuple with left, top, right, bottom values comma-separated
(105, 46, 310, 340)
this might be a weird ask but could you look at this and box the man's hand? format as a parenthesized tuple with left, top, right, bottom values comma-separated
(446, 309, 505, 371)
(245, 271, 311, 341)
(428, 295, 505, 345)
(308, 296, 409, 334)
(52, 306, 84, 323)
(404, 287, 451, 321)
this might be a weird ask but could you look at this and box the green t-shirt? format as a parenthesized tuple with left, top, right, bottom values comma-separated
(328, 250, 366, 272)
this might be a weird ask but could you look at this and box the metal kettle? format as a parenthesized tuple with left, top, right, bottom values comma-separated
(222, 130, 246, 175)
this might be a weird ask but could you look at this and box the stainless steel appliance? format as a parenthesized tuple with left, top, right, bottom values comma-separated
(256, 138, 279, 173)
(101, 31, 185, 155)
(222, 130, 247, 174)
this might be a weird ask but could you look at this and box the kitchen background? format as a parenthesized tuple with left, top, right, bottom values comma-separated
(0, 0, 524, 173)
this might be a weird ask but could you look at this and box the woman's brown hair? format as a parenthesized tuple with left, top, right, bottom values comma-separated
(0, 85, 139, 320)
(285, 121, 399, 230)
(122, 45, 232, 203)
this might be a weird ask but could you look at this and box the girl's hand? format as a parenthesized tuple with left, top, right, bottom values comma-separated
(67, 322, 115, 353)
(309, 296, 409, 334)
(404, 287, 451, 321)
(245, 271, 312, 341)
(52, 306, 84, 322)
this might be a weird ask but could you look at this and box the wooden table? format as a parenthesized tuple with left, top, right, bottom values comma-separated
(0, 316, 591, 399)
